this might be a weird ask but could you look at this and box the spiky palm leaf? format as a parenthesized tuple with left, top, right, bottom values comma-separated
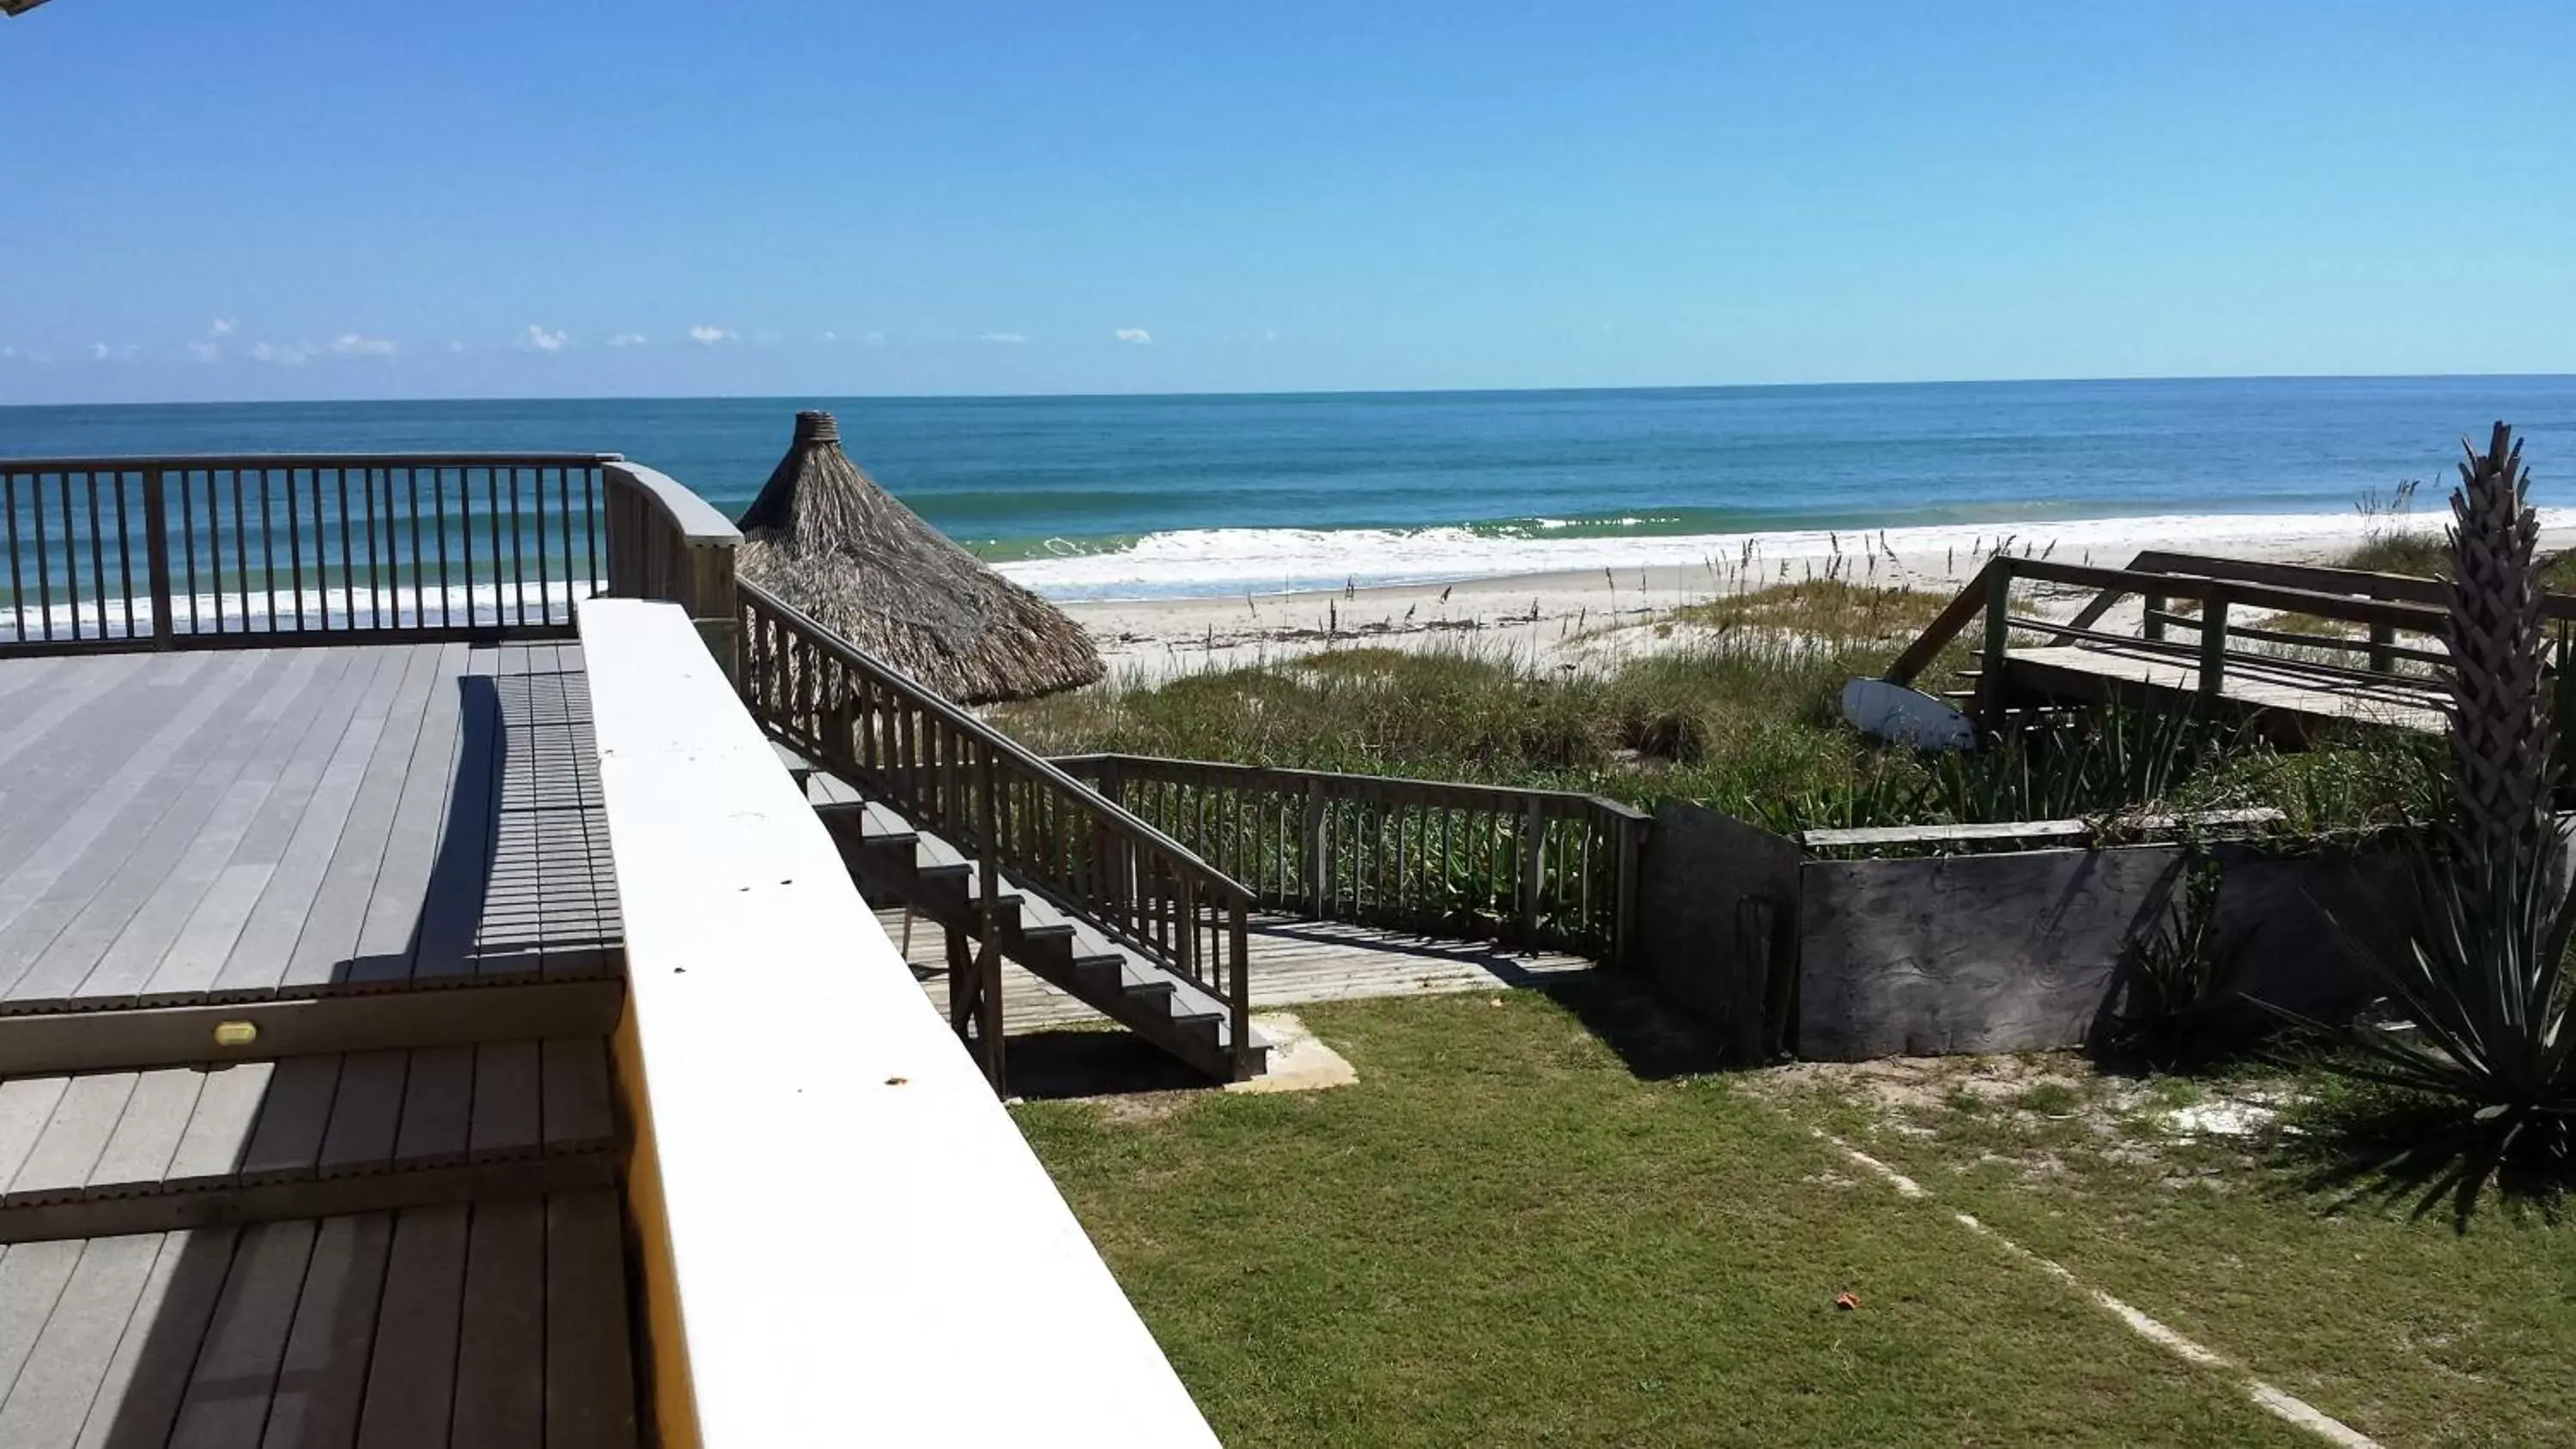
(2444, 422, 2556, 863)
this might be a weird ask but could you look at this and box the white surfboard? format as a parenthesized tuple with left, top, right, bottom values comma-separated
(1840, 676, 1976, 751)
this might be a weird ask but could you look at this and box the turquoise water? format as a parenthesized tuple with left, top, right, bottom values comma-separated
(3, 376, 2573, 598)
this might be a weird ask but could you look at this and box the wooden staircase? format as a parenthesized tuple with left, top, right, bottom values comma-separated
(784, 761, 1267, 1082)
(736, 581, 1269, 1087)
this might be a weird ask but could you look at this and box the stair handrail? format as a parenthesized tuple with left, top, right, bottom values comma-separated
(734, 580, 1260, 1078)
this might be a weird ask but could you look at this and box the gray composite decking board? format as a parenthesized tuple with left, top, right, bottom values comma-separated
(0, 1238, 87, 1397)
(0, 652, 256, 898)
(6, 1072, 140, 1205)
(314, 1051, 408, 1179)
(164, 1064, 276, 1192)
(258, 1211, 393, 1449)
(408, 649, 500, 985)
(353, 1202, 467, 1449)
(204, 652, 416, 1001)
(0, 1076, 75, 1190)
(50, 652, 369, 1009)
(0, 1232, 162, 1447)
(451, 1196, 545, 1448)
(0, 651, 152, 785)
(343, 644, 472, 987)
(0, 653, 289, 1002)
(86, 1069, 206, 1199)
(538, 1038, 612, 1156)
(6, 652, 355, 1010)
(165, 1216, 317, 1448)
(141, 651, 414, 1006)
(272, 645, 453, 997)
(236, 1056, 343, 1186)
(468, 1041, 541, 1163)
(390, 1046, 473, 1172)
(71, 1226, 241, 1449)
(543, 1189, 638, 1449)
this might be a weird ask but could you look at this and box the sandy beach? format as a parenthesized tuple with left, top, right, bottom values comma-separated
(1036, 508, 2576, 682)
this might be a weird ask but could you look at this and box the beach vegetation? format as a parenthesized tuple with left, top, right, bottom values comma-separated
(2297, 425, 2576, 1223)
(995, 580, 2441, 846)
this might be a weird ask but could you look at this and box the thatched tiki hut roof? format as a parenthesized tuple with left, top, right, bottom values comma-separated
(736, 411, 1103, 704)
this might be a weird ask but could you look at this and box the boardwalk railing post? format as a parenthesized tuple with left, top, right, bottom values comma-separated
(1519, 796, 1546, 946)
(1229, 899, 1253, 1080)
(974, 740, 1007, 1093)
(1303, 779, 1328, 919)
(1978, 561, 2014, 727)
(2142, 592, 2166, 642)
(2199, 586, 2231, 701)
(141, 466, 175, 647)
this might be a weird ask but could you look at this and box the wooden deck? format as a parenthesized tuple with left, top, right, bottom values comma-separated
(0, 643, 621, 1017)
(2007, 641, 2447, 732)
(0, 641, 644, 1446)
(0, 1191, 635, 1447)
(877, 905, 1595, 1032)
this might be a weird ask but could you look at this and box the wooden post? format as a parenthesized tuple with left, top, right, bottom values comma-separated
(139, 467, 176, 648)
(2366, 582, 2396, 674)
(2142, 594, 2166, 643)
(2199, 586, 2231, 701)
(1519, 796, 1546, 947)
(946, 924, 975, 1034)
(1228, 899, 1254, 1082)
(1613, 815, 1642, 971)
(1303, 779, 1327, 919)
(1978, 561, 2013, 727)
(974, 741, 1007, 1093)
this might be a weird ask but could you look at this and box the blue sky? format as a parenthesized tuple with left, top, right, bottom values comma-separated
(3, 0, 2572, 403)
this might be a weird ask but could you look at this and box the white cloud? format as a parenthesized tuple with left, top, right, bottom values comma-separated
(448, 341, 466, 354)
(1115, 327, 1152, 344)
(688, 324, 736, 345)
(91, 343, 111, 361)
(250, 341, 313, 365)
(331, 333, 398, 357)
(862, 330, 888, 347)
(606, 332, 647, 348)
(209, 318, 237, 337)
(820, 330, 839, 343)
(0, 345, 15, 359)
(523, 324, 569, 353)
(981, 332, 1027, 344)
(89, 343, 141, 363)
(752, 330, 782, 347)
(186, 341, 222, 362)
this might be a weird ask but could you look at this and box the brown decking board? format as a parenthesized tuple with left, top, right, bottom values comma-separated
(0, 1191, 640, 1448)
(2005, 642, 2448, 732)
(0, 645, 623, 1022)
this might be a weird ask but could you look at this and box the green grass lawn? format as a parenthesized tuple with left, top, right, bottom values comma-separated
(1777, 1056, 2576, 1448)
(1015, 984, 2348, 1447)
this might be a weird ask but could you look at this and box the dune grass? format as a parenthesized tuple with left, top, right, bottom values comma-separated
(1015, 985, 2317, 1447)
(993, 580, 2441, 839)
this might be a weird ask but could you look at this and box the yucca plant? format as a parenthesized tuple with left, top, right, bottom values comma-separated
(2306, 422, 2575, 1218)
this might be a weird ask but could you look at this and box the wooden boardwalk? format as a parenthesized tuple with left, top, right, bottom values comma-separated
(2006, 642, 2447, 732)
(876, 905, 1595, 1032)
(0, 643, 621, 1018)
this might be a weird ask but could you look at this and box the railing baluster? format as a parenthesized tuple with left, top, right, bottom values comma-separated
(3, 470, 24, 644)
(532, 465, 552, 627)
(179, 470, 200, 638)
(85, 469, 109, 639)
(507, 465, 528, 628)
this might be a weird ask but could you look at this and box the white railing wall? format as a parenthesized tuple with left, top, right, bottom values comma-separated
(577, 597, 1218, 1448)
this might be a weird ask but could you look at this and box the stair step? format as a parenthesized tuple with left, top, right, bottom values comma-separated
(770, 739, 817, 787)
(807, 770, 866, 810)
(811, 790, 1272, 1081)
(0, 1039, 618, 1244)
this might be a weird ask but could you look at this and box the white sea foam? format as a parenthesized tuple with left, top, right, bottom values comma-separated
(996, 509, 2573, 603)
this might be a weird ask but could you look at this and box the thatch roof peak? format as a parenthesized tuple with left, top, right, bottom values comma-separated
(736, 410, 1103, 705)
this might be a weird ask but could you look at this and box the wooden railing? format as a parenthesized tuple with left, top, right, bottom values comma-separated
(737, 581, 1261, 1077)
(1054, 754, 1650, 967)
(0, 452, 618, 652)
(600, 461, 743, 670)
(1884, 550, 2576, 720)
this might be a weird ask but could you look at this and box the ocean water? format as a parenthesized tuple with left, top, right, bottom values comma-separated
(3, 376, 2572, 600)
